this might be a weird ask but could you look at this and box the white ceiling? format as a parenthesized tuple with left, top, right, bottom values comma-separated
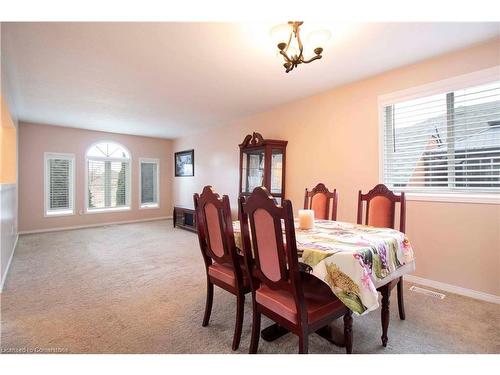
(2, 22, 499, 139)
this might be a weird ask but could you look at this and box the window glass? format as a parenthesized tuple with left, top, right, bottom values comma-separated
(86, 142, 130, 211)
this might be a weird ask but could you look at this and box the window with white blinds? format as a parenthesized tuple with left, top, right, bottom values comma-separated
(86, 142, 131, 211)
(45, 153, 74, 216)
(382, 78, 500, 196)
(140, 158, 159, 208)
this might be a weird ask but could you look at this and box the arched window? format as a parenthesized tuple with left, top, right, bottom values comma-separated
(86, 141, 131, 211)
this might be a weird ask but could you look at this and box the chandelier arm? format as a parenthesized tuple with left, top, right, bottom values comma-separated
(279, 50, 292, 63)
(301, 55, 322, 64)
(294, 23, 305, 60)
(284, 30, 293, 54)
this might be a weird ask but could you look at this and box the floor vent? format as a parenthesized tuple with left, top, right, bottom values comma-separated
(409, 285, 446, 299)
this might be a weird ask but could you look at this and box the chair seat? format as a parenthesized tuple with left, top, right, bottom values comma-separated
(208, 262, 249, 288)
(255, 274, 345, 324)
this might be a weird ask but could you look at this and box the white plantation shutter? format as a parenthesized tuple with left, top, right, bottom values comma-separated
(383, 80, 500, 194)
(87, 160, 130, 209)
(45, 153, 74, 215)
(140, 159, 159, 207)
(86, 142, 130, 211)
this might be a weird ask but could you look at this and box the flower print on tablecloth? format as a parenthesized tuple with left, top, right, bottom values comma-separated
(304, 249, 380, 315)
(324, 263, 366, 315)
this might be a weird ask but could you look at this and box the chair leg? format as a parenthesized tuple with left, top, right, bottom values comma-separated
(343, 310, 353, 354)
(298, 333, 309, 354)
(380, 284, 390, 347)
(397, 277, 406, 320)
(232, 293, 245, 351)
(202, 280, 214, 327)
(249, 309, 261, 354)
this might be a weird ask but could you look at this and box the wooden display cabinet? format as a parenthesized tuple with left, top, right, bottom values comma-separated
(239, 132, 287, 204)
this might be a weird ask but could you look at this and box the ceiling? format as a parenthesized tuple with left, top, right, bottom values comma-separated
(2, 22, 499, 139)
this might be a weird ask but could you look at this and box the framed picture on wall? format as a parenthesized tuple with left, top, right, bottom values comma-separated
(174, 149, 194, 177)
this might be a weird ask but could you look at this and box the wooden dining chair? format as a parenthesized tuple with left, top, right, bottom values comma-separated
(193, 186, 250, 351)
(304, 183, 339, 220)
(239, 186, 353, 354)
(357, 183, 406, 345)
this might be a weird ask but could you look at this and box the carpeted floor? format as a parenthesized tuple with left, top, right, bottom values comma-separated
(1, 219, 499, 354)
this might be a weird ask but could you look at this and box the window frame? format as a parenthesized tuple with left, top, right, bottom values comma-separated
(44, 152, 75, 217)
(139, 158, 160, 209)
(378, 66, 500, 205)
(85, 141, 132, 214)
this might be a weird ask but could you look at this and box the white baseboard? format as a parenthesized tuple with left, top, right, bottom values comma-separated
(0, 234, 19, 293)
(18, 216, 173, 235)
(404, 274, 500, 305)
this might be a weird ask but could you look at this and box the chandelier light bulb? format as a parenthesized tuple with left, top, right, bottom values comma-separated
(270, 24, 291, 45)
(306, 29, 332, 48)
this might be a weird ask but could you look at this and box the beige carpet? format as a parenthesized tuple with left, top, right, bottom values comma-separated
(1, 219, 499, 354)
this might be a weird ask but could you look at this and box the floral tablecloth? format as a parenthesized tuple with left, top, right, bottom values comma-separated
(233, 219, 415, 315)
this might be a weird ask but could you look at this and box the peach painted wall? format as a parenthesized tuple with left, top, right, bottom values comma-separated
(18, 123, 173, 232)
(1, 96, 17, 184)
(172, 38, 500, 296)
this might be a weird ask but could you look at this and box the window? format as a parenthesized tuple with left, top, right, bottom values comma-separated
(86, 141, 131, 212)
(140, 158, 159, 208)
(45, 153, 75, 216)
(381, 71, 500, 199)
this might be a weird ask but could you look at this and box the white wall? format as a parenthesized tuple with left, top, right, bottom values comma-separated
(0, 183, 17, 290)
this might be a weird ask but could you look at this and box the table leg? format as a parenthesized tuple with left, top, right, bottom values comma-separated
(380, 284, 390, 347)
(315, 322, 346, 347)
(344, 311, 353, 354)
(261, 323, 290, 341)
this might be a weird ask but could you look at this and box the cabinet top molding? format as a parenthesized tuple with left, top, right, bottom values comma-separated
(239, 132, 288, 148)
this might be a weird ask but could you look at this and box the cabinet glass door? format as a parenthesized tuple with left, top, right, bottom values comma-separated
(270, 149, 283, 195)
(242, 148, 265, 193)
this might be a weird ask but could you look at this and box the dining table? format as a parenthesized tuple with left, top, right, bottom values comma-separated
(232, 218, 416, 347)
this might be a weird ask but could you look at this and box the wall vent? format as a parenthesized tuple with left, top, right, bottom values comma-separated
(409, 285, 446, 299)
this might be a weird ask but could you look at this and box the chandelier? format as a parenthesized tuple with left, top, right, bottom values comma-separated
(273, 21, 330, 73)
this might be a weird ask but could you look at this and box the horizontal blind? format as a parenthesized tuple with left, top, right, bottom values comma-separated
(383, 80, 500, 193)
(141, 162, 158, 205)
(88, 159, 129, 209)
(47, 156, 73, 213)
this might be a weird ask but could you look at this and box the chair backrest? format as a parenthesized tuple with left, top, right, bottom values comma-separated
(357, 184, 406, 233)
(304, 183, 339, 220)
(239, 187, 304, 300)
(194, 186, 239, 268)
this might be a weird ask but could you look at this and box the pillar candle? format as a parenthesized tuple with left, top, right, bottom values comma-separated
(298, 209, 314, 230)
